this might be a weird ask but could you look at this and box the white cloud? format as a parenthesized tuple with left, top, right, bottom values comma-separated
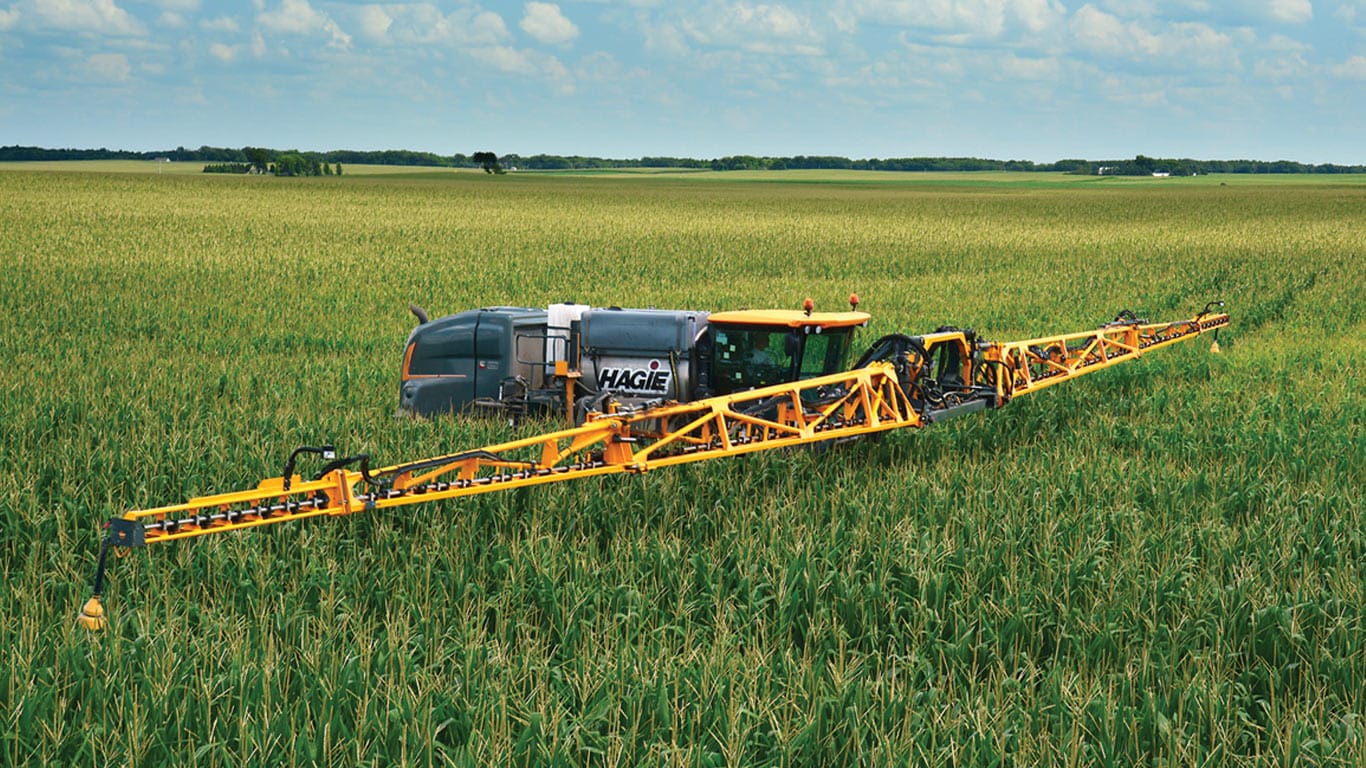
(351, 4, 507, 46)
(1261, 32, 1309, 51)
(1267, 0, 1312, 22)
(473, 45, 538, 74)
(328, 23, 353, 47)
(1001, 53, 1061, 79)
(470, 10, 510, 42)
(85, 51, 131, 80)
(1069, 4, 1237, 69)
(1080, 66, 1172, 108)
(149, 0, 199, 11)
(1153, 23, 1238, 69)
(520, 2, 578, 45)
(29, 0, 146, 35)
(576, 50, 624, 80)
(1329, 55, 1366, 78)
(682, 1, 825, 55)
(737, 2, 806, 36)
(1086, 0, 1317, 27)
(0, 7, 19, 31)
(841, 0, 996, 33)
(256, 0, 350, 47)
(829, 5, 858, 33)
(469, 44, 575, 91)
(544, 55, 574, 92)
(1012, 0, 1068, 32)
(257, 0, 319, 33)
(834, 39, 975, 93)
(1071, 5, 1137, 51)
(1253, 52, 1307, 79)
(837, 0, 1067, 41)
(357, 5, 391, 40)
(209, 41, 237, 61)
(201, 16, 240, 33)
(642, 19, 689, 57)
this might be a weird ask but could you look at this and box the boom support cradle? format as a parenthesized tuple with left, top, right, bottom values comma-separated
(79, 306, 1228, 629)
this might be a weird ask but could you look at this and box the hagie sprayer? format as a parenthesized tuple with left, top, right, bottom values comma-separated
(79, 295, 1229, 629)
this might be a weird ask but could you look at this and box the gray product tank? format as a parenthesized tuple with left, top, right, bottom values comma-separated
(577, 307, 709, 407)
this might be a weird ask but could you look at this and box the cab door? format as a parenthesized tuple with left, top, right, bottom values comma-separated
(473, 314, 508, 400)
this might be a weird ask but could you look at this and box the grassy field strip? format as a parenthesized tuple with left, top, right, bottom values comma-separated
(6, 160, 1366, 185)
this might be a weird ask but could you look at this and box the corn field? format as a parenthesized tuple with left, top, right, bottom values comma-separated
(2, 167, 1363, 766)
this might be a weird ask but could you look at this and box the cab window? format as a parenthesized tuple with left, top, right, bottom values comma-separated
(798, 330, 854, 379)
(713, 328, 793, 389)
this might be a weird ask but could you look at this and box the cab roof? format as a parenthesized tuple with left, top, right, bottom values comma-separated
(707, 309, 870, 329)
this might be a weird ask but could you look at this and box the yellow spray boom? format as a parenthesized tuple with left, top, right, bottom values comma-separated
(79, 302, 1228, 630)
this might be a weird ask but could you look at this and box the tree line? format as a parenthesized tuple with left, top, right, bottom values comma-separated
(2, 145, 1362, 175)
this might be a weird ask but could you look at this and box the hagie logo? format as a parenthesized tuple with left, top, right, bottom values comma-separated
(598, 360, 671, 394)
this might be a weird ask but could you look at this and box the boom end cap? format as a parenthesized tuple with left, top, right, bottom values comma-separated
(78, 596, 107, 632)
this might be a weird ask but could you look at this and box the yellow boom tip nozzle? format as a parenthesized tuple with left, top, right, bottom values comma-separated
(1210, 339, 1221, 354)
(78, 596, 107, 631)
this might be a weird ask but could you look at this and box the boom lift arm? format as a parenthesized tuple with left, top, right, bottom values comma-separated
(78, 304, 1228, 630)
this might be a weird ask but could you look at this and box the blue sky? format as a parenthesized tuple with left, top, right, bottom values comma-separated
(1, 0, 1363, 162)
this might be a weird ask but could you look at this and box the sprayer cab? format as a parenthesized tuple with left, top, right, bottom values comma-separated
(705, 309, 870, 395)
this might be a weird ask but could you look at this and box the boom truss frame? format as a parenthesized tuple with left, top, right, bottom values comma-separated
(113, 361, 922, 546)
(983, 309, 1230, 399)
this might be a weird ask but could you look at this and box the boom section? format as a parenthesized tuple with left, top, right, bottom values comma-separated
(982, 310, 1230, 401)
(119, 362, 921, 545)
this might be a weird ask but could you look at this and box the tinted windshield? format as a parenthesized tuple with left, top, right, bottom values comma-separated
(798, 331, 855, 380)
(713, 328, 794, 391)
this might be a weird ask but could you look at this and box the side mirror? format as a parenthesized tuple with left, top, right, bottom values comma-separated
(784, 332, 801, 358)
